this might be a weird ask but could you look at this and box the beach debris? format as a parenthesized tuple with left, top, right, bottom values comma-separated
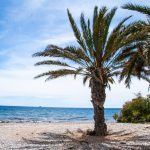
(65, 129, 74, 135)
(76, 128, 84, 133)
(86, 129, 95, 135)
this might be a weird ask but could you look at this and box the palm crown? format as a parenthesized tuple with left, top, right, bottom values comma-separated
(33, 6, 148, 88)
(121, 3, 150, 85)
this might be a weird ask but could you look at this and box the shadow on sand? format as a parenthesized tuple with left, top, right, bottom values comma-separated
(19, 130, 150, 150)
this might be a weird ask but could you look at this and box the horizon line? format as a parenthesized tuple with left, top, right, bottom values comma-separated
(0, 105, 121, 109)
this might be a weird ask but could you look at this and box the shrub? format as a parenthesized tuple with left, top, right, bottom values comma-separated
(114, 93, 150, 123)
(113, 113, 119, 121)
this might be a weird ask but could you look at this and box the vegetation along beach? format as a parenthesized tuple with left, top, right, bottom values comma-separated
(0, 0, 150, 150)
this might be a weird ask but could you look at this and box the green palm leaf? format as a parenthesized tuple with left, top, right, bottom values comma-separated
(35, 69, 86, 81)
(67, 9, 87, 52)
(35, 60, 70, 67)
(122, 3, 150, 16)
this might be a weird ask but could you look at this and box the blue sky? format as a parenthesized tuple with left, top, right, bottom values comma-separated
(0, 0, 149, 108)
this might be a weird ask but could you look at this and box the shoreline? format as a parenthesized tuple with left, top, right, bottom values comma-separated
(0, 122, 150, 149)
(0, 120, 94, 123)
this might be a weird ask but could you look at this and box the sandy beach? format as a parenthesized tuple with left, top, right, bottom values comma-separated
(0, 122, 150, 150)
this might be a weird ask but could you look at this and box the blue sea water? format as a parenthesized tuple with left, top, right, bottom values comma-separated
(0, 106, 120, 123)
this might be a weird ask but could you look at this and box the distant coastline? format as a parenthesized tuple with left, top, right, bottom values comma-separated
(0, 105, 121, 109)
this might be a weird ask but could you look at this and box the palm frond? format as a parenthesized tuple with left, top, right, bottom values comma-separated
(105, 15, 132, 56)
(92, 7, 117, 67)
(93, 7, 108, 61)
(35, 60, 70, 67)
(140, 74, 150, 83)
(67, 9, 86, 51)
(80, 13, 94, 60)
(120, 52, 138, 81)
(122, 3, 150, 16)
(103, 21, 149, 63)
(34, 69, 85, 81)
(102, 7, 117, 51)
(64, 46, 92, 65)
(83, 75, 90, 85)
(33, 45, 88, 68)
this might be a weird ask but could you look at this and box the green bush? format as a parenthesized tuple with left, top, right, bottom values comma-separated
(114, 93, 150, 123)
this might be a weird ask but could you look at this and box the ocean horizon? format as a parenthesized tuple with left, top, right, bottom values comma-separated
(0, 106, 121, 123)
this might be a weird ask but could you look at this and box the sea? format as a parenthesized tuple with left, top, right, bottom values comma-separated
(0, 106, 121, 123)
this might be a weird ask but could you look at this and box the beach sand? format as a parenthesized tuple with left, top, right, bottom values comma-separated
(0, 122, 150, 150)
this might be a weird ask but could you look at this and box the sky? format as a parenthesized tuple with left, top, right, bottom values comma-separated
(0, 0, 149, 108)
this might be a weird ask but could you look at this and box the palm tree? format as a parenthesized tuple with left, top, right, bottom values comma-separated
(33, 6, 149, 136)
(122, 3, 150, 69)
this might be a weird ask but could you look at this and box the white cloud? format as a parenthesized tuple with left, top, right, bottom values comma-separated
(0, 65, 149, 108)
(0, 67, 92, 107)
(36, 33, 75, 46)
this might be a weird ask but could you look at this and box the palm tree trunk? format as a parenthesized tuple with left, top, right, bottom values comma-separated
(144, 40, 150, 70)
(147, 49, 150, 70)
(90, 78, 107, 136)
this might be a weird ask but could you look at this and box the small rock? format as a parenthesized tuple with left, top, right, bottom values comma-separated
(43, 132, 46, 135)
(120, 141, 126, 144)
(68, 146, 75, 149)
(79, 140, 89, 144)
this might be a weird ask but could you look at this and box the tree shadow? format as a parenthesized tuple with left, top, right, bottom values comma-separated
(18, 129, 150, 150)
(19, 131, 112, 150)
(74, 129, 150, 150)
(104, 130, 150, 150)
